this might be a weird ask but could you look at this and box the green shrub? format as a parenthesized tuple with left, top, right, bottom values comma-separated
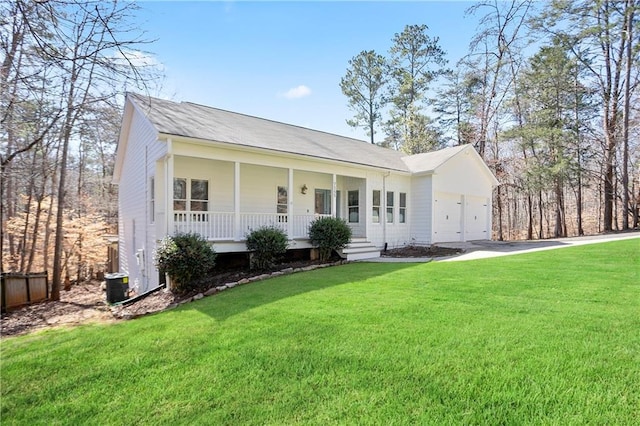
(245, 226, 289, 270)
(154, 233, 217, 292)
(308, 216, 352, 261)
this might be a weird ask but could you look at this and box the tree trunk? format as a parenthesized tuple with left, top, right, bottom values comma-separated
(51, 121, 72, 301)
(496, 186, 504, 241)
(621, 0, 634, 230)
(538, 190, 543, 239)
(527, 193, 533, 240)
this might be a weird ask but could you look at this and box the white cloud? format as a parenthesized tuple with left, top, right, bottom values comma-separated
(280, 85, 312, 99)
(112, 50, 165, 71)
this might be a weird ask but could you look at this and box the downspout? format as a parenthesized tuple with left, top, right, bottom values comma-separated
(143, 144, 148, 291)
(382, 171, 390, 252)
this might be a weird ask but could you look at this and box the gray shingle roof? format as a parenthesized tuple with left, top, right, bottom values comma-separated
(128, 94, 484, 177)
(401, 144, 469, 173)
(129, 93, 412, 172)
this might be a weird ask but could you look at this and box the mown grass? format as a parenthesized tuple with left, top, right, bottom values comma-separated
(1, 239, 639, 425)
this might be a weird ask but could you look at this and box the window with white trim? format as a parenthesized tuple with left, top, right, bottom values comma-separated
(372, 190, 381, 223)
(173, 178, 209, 211)
(190, 179, 209, 211)
(399, 192, 407, 223)
(348, 190, 359, 223)
(386, 191, 394, 223)
(173, 178, 187, 211)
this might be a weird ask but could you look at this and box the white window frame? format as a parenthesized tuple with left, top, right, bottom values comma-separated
(372, 190, 381, 224)
(190, 179, 209, 212)
(386, 191, 394, 223)
(173, 177, 209, 212)
(348, 190, 359, 223)
(399, 192, 407, 224)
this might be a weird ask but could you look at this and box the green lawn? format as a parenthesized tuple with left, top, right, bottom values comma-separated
(2, 239, 639, 425)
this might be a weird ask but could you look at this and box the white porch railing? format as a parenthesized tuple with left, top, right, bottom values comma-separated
(174, 212, 235, 240)
(239, 213, 288, 238)
(172, 212, 332, 241)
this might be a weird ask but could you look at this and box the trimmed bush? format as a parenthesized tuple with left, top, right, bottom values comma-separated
(154, 233, 217, 292)
(308, 216, 352, 261)
(245, 226, 289, 270)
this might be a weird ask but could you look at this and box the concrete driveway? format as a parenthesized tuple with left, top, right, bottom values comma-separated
(368, 232, 640, 263)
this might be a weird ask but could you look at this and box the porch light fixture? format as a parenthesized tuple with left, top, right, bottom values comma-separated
(301, 184, 308, 194)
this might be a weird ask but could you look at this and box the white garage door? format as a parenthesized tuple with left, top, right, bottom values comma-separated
(433, 192, 462, 242)
(465, 196, 489, 240)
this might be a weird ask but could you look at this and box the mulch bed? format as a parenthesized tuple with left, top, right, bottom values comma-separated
(381, 245, 463, 258)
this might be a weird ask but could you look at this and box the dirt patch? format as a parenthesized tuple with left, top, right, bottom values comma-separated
(1, 281, 115, 338)
(381, 245, 463, 258)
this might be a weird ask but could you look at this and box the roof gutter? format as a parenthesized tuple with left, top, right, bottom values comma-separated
(157, 133, 412, 175)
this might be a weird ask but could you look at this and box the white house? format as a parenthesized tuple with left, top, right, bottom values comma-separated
(113, 94, 498, 293)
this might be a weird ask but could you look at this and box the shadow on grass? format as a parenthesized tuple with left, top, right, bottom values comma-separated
(184, 262, 420, 322)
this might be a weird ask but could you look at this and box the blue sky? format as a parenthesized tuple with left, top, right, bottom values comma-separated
(134, 1, 481, 141)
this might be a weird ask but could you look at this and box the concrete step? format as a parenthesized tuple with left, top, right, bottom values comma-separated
(338, 240, 380, 261)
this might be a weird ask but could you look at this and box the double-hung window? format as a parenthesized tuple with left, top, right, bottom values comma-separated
(190, 179, 209, 211)
(372, 190, 381, 223)
(173, 178, 187, 211)
(386, 191, 394, 223)
(174, 178, 209, 217)
(348, 190, 359, 223)
(399, 192, 407, 223)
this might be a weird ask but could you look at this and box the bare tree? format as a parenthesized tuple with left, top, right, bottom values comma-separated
(465, 0, 533, 158)
(1, 0, 159, 298)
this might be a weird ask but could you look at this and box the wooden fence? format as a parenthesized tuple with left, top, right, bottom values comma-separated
(1, 272, 49, 312)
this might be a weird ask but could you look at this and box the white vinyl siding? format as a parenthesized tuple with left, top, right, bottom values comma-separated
(117, 105, 167, 293)
(409, 175, 432, 245)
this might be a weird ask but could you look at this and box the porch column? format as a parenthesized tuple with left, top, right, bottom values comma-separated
(332, 174, 337, 217)
(165, 138, 174, 236)
(234, 162, 241, 241)
(288, 168, 294, 238)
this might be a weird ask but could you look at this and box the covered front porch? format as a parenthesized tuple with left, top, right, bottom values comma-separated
(154, 154, 369, 250)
